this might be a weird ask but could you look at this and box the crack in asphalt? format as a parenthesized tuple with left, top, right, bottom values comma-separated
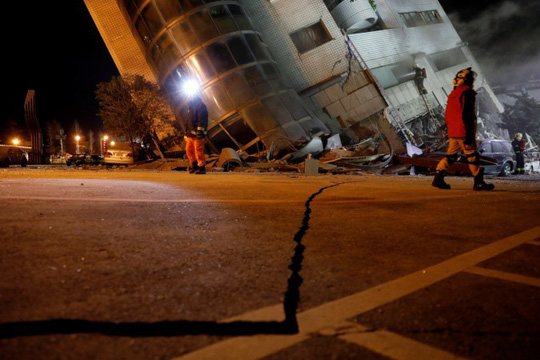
(283, 182, 348, 332)
(0, 181, 350, 338)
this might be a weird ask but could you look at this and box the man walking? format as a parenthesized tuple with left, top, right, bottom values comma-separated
(184, 95, 208, 174)
(432, 67, 494, 191)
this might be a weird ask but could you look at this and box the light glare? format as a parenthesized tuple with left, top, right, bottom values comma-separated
(182, 79, 200, 97)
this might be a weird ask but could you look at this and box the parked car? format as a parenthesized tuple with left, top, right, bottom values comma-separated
(90, 154, 105, 165)
(104, 150, 134, 165)
(0, 146, 29, 167)
(477, 139, 516, 176)
(66, 153, 92, 166)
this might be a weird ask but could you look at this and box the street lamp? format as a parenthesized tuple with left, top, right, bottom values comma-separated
(12, 138, 20, 146)
(110, 140, 115, 147)
(75, 135, 81, 154)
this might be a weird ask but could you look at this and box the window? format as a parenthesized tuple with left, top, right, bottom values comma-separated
(245, 34, 270, 62)
(223, 72, 256, 106)
(290, 20, 333, 54)
(243, 65, 273, 96)
(479, 142, 492, 154)
(429, 48, 467, 71)
(492, 141, 503, 153)
(205, 42, 236, 74)
(170, 20, 199, 55)
(227, 36, 255, 65)
(189, 9, 219, 44)
(502, 142, 513, 155)
(210, 5, 238, 34)
(154, 0, 183, 24)
(399, 10, 442, 28)
(141, 4, 164, 38)
(228, 4, 253, 31)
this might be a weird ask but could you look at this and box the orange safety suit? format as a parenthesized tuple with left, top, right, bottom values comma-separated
(184, 97, 208, 167)
(436, 85, 481, 176)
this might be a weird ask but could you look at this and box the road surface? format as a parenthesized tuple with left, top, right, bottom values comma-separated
(1, 167, 539, 360)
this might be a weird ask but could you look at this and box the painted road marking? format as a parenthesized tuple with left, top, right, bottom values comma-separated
(337, 321, 468, 360)
(525, 239, 540, 247)
(465, 266, 540, 288)
(173, 226, 540, 360)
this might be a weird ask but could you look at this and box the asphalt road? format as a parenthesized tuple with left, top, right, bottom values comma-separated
(1, 167, 539, 360)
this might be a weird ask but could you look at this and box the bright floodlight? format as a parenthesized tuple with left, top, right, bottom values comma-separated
(182, 79, 200, 97)
(12, 138, 20, 145)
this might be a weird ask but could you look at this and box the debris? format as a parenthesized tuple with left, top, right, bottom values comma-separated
(217, 148, 243, 171)
(304, 155, 320, 176)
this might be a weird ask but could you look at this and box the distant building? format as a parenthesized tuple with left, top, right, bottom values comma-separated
(84, 0, 505, 155)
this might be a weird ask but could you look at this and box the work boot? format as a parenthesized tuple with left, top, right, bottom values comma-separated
(194, 164, 206, 174)
(473, 168, 495, 191)
(189, 162, 199, 174)
(432, 170, 451, 189)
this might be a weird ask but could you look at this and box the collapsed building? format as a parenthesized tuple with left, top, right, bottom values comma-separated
(84, 0, 506, 166)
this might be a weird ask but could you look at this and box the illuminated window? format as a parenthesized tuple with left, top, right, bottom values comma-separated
(290, 20, 333, 54)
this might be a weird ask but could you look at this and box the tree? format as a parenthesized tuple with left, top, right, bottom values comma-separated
(96, 74, 176, 159)
(87, 129, 95, 154)
(502, 90, 540, 144)
(46, 118, 64, 155)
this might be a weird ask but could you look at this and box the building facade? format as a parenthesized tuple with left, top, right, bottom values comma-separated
(84, 0, 504, 156)
(347, 0, 505, 140)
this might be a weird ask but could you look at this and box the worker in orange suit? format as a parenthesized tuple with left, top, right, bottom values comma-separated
(432, 67, 494, 191)
(184, 96, 208, 174)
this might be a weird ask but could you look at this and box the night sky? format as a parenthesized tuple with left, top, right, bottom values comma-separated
(2, 0, 538, 143)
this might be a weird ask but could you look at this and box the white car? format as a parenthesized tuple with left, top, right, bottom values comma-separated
(0, 146, 29, 167)
(104, 150, 134, 165)
(525, 152, 539, 174)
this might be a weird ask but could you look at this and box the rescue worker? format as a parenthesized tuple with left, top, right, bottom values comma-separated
(413, 64, 428, 95)
(512, 132, 526, 174)
(184, 95, 208, 174)
(432, 67, 494, 191)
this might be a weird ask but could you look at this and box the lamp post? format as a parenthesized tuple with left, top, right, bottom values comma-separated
(75, 135, 81, 154)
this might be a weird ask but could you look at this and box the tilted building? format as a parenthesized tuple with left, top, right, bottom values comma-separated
(84, 0, 504, 156)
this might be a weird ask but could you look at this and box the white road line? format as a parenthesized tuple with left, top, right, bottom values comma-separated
(338, 322, 468, 360)
(464, 266, 540, 288)
(172, 226, 540, 360)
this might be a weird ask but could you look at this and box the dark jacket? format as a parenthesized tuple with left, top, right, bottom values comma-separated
(512, 139, 526, 154)
(185, 98, 208, 138)
(444, 85, 476, 144)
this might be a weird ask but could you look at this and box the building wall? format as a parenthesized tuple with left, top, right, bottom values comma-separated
(348, 0, 504, 130)
(242, 0, 393, 140)
(242, 0, 350, 93)
(86, 0, 332, 155)
(84, 0, 157, 82)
